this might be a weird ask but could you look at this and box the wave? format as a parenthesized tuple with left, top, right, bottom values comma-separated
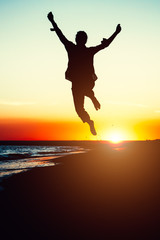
(0, 153, 32, 161)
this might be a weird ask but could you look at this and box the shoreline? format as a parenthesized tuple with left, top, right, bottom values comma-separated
(0, 150, 87, 182)
(0, 142, 89, 182)
(1, 142, 160, 239)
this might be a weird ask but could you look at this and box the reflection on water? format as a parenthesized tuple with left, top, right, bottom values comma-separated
(0, 169, 24, 178)
(113, 147, 125, 151)
(0, 144, 86, 180)
(0, 156, 59, 178)
(109, 141, 126, 152)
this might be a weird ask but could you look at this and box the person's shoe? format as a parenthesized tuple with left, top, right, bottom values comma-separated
(89, 120, 97, 135)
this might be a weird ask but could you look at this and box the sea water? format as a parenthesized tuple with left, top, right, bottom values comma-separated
(0, 143, 85, 180)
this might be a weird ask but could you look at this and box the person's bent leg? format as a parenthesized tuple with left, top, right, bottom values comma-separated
(72, 86, 97, 135)
(91, 95, 101, 110)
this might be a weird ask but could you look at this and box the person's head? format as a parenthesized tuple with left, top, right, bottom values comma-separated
(75, 31, 88, 45)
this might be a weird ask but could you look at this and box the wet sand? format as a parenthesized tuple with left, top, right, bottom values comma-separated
(0, 141, 160, 239)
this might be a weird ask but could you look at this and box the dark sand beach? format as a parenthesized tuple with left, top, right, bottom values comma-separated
(0, 141, 160, 239)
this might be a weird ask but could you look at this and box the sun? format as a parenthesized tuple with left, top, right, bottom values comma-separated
(103, 130, 127, 143)
(109, 132, 123, 143)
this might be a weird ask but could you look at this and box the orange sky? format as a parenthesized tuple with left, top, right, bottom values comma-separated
(0, 118, 160, 141)
(0, 119, 91, 141)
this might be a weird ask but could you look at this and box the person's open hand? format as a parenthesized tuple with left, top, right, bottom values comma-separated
(116, 24, 121, 34)
(101, 38, 109, 45)
(47, 12, 54, 22)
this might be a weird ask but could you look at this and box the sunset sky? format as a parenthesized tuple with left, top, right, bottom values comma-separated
(0, 0, 160, 141)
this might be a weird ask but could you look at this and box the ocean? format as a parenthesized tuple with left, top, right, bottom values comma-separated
(0, 141, 89, 180)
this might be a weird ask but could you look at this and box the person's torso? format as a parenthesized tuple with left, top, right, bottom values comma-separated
(65, 43, 97, 81)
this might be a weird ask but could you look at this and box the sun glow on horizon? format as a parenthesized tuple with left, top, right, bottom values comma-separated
(109, 133, 123, 143)
(103, 129, 129, 143)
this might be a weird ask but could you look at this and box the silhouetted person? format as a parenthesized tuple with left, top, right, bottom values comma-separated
(47, 12, 121, 135)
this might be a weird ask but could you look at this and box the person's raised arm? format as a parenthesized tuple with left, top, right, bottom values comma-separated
(101, 24, 121, 47)
(47, 12, 69, 45)
(92, 24, 122, 53)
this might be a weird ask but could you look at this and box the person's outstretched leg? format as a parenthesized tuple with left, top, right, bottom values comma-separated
(72, 85, 97, 135)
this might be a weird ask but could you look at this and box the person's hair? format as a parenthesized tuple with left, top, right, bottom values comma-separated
(75, 31, 88, 45)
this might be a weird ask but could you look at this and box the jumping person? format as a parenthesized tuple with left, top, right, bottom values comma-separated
(47, 12, 121, 135)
